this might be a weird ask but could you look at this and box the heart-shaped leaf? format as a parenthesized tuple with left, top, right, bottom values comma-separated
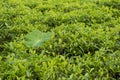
(24, 30, 52, 48)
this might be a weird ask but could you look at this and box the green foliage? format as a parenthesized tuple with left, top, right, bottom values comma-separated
(24, 30, 52, 48)
(42, 23, 120, 57)
(0, 0, 120, 79)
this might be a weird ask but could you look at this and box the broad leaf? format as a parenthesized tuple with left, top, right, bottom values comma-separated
(24, 30, 52, 48)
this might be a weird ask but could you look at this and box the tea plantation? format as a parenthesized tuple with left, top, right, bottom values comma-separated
(0, 0, 120, 79)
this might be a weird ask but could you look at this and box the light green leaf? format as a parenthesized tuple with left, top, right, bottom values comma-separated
(24, 30, 52, 48)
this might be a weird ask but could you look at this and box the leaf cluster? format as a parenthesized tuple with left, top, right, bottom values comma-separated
(0, 0, 120, 79)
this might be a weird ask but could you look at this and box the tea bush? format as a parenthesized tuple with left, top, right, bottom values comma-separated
(0, 0, 120, 79)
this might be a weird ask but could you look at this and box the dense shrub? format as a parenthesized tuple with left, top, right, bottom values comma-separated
(0, 0, 120, 79)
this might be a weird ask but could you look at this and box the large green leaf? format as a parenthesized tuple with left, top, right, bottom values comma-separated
(24, 30, 52, 48)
